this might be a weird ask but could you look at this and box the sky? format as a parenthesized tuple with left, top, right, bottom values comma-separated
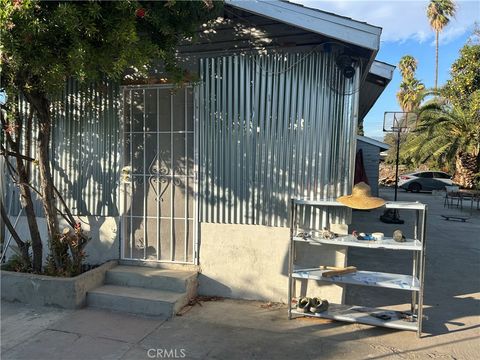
(293, 0, 480, 140)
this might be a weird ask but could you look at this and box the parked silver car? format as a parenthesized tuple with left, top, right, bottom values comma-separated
(398, 171, 453, 192)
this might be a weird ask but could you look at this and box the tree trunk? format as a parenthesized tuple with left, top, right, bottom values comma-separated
(15, 109, 42, 271)
(453, 152, 478, 189)
(25, 109, 33, 180)
(435, 31, 439, 92)
(37, 118, 59, 240)
(15, 156, 43, 271)
(1, 107, 43, 272)
(0, 202, 31, 267)
(22, 91, 61, 267)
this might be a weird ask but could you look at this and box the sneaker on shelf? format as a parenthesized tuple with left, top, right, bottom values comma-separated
(309, 297, 321, 312)
(297, 297, 311, 313)
(310, 298, 329, 313)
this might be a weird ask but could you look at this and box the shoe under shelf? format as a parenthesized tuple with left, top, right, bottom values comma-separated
(290, 304, 419, 332)
(292, 268, 420, 291)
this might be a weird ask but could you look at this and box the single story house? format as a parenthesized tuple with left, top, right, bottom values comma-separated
(357, 135, 390, 196)
(3, 0, 393, 304)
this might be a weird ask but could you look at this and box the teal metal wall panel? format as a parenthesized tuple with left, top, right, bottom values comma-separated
(5, 79, 120, 217)
(5, 51, 359, 229)
(198, 52, 360, 227)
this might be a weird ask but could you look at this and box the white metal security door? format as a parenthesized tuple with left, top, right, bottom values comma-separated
(121, 85, 196, 263)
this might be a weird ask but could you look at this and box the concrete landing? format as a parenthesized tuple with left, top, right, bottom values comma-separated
(87, 265, 197, 318)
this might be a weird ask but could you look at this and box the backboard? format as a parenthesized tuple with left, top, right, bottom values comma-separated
(383, 112, 418, 133)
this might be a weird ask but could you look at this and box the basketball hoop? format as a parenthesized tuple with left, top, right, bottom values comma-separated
(380, 111, 417, 224)
(383, 112, 418, 133)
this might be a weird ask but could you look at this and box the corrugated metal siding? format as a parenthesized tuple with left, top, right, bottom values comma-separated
(198, 52, 360, 228)
(5, 79, 120, 217)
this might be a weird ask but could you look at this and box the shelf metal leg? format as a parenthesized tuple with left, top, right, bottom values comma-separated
(288, 199, 296, 320)
(411, 255, 418, 316)
(417, 207, 428, 337)
(287, 244, 293, 319)
(412, 210, 419, 315)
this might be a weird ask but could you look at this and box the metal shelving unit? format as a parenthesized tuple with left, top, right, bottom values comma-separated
(287, 199, 428, 337)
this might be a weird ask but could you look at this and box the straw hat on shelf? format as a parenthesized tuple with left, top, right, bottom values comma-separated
(336, 182, 385, 210)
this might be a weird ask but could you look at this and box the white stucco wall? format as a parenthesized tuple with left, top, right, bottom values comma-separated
(198, 223, 347, 303)
(4, 216, 120, 265)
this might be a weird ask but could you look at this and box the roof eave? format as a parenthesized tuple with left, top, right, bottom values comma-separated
(370, 61, 396, 81)
(225, 0, 381, 51)
(358, 60, 395, 120)
(357, 135, 390, 151)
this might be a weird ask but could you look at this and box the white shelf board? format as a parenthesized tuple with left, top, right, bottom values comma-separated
(293, 198, 346, 207)
(385, 201, 426, 210)
(292, 199, 426, 210)
(291, 304, 418, 331)
(292, 268, 420, 291)
(293, 235, 422, 251)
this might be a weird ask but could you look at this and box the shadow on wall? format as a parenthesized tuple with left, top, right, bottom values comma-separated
(82, 216, 120, 265)
(197, 51, 356, 229)
(197, 275, 233, 298)
(4, 215, 119, 266)
(51, 81, 120, 217)
(3, 81, 121, 266)
(6, 80, 120, 218)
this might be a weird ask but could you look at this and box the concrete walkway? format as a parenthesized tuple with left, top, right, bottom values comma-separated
(1, 188, 479, 359)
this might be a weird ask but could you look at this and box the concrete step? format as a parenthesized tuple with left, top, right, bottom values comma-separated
(119, 259, 200, 272)
(105, 265, 197, 294)
(87, 285, 188, 317)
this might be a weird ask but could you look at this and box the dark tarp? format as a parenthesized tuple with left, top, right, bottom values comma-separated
(354, 149, 369, 185)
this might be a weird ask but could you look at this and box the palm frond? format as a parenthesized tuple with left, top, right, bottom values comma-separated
(402, 95, 479, 168)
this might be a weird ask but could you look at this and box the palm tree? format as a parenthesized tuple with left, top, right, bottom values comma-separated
(398, 55, 418, 79)
(402, 98, 480, 188)
(397, 55, 424, 113)
(397, 78, 426, 113)
(427, 0, 457, 91)
(383, 56, 425, 164)
(397, 55, 422, 114)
